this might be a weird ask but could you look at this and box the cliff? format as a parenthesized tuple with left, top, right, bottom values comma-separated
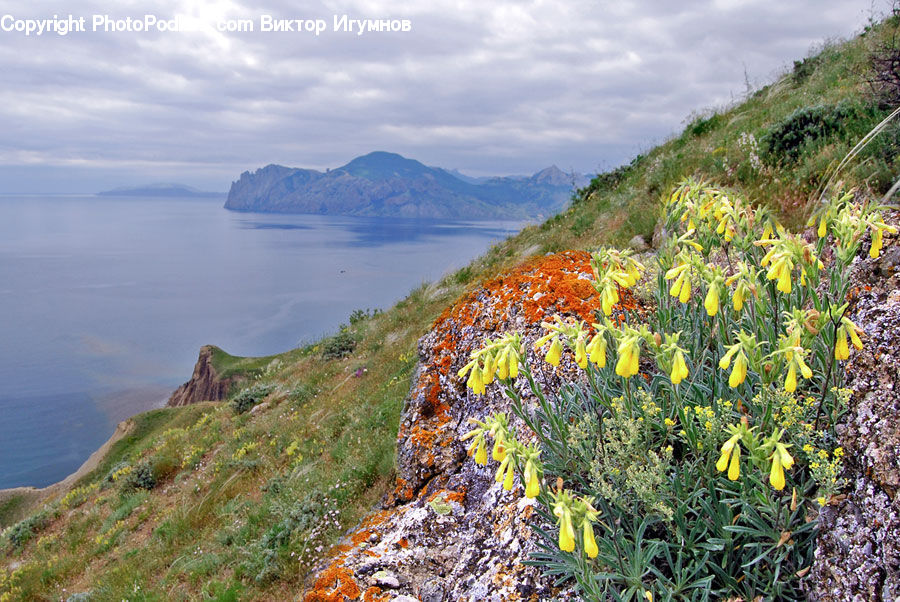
(224, 151, 583, 219)
(166, 345, 243, 407)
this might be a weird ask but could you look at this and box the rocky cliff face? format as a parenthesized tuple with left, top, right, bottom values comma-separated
(166, 345, 241, 407)
(224, 152, 582, 219)
(302, 251, 637, 601)
(808, 212, 900, 600)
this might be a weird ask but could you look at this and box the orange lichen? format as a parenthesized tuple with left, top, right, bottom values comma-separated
(359, 510, 392, 530)
(430, 251, 602, 378)
(304, 564, 361, 602)
(397, 537, 409, 549)
(428, 487, 467, 505)
(351, 529, 374, 546)
(362, 586, 390, 602)
(393, 478, 415, 502)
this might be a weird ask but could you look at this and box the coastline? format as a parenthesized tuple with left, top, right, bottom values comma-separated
(0, 418, 135, 511)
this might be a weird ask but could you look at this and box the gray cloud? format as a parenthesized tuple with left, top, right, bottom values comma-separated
(0, 0, 885, 192)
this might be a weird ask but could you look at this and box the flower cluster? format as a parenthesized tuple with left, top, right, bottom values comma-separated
(549, 486, 600, 557)
(458, 332, 525, 394)
(461, 412, 543, 499)
(590, 248, 644, 315)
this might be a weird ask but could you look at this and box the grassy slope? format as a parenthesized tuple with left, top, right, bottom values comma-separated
(1, 19, 897, 601)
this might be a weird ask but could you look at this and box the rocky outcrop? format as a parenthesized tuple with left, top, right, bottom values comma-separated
(166, 345, 240, 407)
(301, 217, 899, 601)
(302, 251, 640, 601)
(808, 211, 900, 600)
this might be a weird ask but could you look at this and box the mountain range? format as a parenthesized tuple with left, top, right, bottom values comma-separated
(224, 151, 586, 219)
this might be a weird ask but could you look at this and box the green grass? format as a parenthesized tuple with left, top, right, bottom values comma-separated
(1, 17, 897, 601)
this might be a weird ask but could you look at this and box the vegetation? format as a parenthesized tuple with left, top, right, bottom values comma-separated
(461, 181, 895, 599)
(0, 16, 897, 601)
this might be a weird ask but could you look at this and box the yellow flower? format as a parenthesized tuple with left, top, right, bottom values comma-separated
(818, 215, 828, 238)
(553, 505, 575, 553)
(469, 434, 487, 465)
(670, 349, 689, 385)
(871, 226, 884, 258)
(508, 349, 520, 379)
(524, 459, 540, 498)
(615, 337, 640, 378)
(545, 337, 562, 367)
(502, 461, 515, 491)
(733, 285, 746, 312)
(728, 443, 741, 480)
(600, 281, 619, 316)
(770, 453, 785, 490)
(482, 355, 495, 385)
(665, 263, 692, 304)
(492, 437, 506, 462)
(466, 366, 485, 395)
(784, 362, 797, 393)
(704, 285, 720, 317)
(574, 337, 588, 369)
(842, 317, 864, 350)
(834, 325, 850, 361)
(496, 348, 509, 379)
(716, 432, 741, 480)
(728, 352, 748, 388)
(769, 442, 794, 491)
(583, 521, 598, 559)
(586, 333, 607, 367)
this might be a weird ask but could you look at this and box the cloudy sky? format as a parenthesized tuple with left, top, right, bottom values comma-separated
(0, 0, 885, 193)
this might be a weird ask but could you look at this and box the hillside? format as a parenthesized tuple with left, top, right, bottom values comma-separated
(1, 17, 899, 601)
(224, 151, 585, 219)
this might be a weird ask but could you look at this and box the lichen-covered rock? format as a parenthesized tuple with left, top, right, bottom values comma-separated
(808, 210, 900, 601)
(302, 251, 638, 601)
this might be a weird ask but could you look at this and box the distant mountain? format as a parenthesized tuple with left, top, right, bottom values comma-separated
(224, 152, 587, 219)
(98, 184, 225, 198)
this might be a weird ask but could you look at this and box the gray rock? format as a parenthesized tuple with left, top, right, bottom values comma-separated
(629, 234, 650, 251)
(807, 210, 900, 600)
(373, 570, 401, 589)
(652, 222, 669, 249)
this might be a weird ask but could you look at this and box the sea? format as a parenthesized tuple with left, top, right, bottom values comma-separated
(0, 195, 524, 489)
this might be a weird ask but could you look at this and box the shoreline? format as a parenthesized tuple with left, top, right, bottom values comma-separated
(0, 388, 171, 502)
(0, 418, 135, 505)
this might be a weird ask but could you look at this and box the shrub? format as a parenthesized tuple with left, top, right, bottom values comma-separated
(5, 510, 49, 548)
(349, 308, 379, 325)
(761, 102, 857, 163)
(792, 56, 820, 85)
(457, 180, 895, 599)
(230, 383, 275, 414)
(321, 326, 357, 360)
(686, 112, 723, 137)
(122, 462, 157, 491)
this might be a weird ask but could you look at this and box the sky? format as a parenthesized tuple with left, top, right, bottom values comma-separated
(0, 0, 888, 193)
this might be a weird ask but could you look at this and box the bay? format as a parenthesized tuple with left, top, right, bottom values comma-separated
(0, 195, 523, 488)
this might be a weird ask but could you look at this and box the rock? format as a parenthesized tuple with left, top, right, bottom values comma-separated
(877, 245, 900, 277)
(372, 570, 401, 589)
(391, 596, 418, 602)
(300, 252, 613, 600)
(628, 234, 649, 251)
(651, 221, 669, 249)
(807, 210, 900, 600)
(249, 402, 269, 415)
(167, 345, 243, 407)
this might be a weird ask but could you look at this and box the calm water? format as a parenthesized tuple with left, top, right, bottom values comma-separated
(0, 195, 522, 488)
